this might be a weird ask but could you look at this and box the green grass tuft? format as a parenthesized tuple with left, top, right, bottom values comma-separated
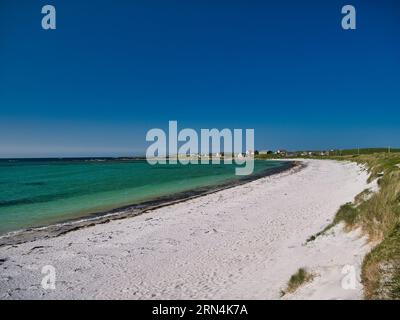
(282, 268, 314, 296)
(333, 203, 359, 227)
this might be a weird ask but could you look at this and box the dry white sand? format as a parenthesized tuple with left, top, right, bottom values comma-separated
(0, 159, 373, 300)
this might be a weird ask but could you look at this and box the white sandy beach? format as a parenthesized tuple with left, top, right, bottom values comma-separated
(0, 159, 373, 300)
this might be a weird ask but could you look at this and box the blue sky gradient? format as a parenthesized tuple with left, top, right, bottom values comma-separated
(0, 0, 399, 157)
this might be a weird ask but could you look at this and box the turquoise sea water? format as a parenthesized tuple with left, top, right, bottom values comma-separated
(0, 159, 286, 235)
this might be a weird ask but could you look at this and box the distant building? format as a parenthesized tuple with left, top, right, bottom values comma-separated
(246, 150, 255, 156)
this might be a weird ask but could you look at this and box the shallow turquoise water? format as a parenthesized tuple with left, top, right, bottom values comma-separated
(0, 159, 286, 234)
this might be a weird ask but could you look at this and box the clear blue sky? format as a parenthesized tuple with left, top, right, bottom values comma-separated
(0, 0, 399, 157)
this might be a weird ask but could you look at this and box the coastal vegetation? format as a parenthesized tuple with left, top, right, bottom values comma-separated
(339, 153, 400, 299)
(303, 150, 400, 299)
(281, 268, 314, 296)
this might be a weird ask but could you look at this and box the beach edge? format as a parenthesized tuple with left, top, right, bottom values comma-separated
(0, 160, 302, 247)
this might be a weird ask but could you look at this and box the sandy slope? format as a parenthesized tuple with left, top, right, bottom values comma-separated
(0, 159, 372, 299)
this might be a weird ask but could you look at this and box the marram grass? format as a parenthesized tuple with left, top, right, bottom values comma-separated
(281, 268, 314, 296)
(317, 153, 400, 299)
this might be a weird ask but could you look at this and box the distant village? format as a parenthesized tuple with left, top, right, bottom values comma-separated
(256, 149, 332, 157)
(162, 149, 334, 160)
(120, 149, 338, 161)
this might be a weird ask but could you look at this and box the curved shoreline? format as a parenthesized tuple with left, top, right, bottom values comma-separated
(0, 160, 299, 247)
(0, 159, 370, 300)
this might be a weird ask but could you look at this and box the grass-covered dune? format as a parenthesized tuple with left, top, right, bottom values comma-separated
(315, 152, 400, 299)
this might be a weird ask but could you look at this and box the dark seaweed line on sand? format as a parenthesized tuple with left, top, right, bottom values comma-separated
(0, 161, 303, 247)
